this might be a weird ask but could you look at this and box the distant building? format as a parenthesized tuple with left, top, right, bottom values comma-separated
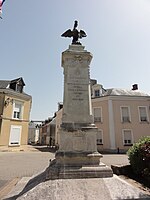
(55, 82, 150, 153)
(28, 121, 42, 144)
(39, 117, 56, 146)
(0, 77, 32, 147)
(38, 103, 62, 147)
(55, 103, 63, 147)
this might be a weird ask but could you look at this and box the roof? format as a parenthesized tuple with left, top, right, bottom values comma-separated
(0, 80, 10, 89)
(50, 118, 56, 125)
(0, 77, 25, 89)
(0, 77, 26, 89)
(0, 77, 31, 99)
(103, 88, 149, 97)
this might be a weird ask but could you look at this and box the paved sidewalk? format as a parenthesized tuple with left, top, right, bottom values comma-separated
(0, 150, 53, 197)
(0, 145, 39, 152)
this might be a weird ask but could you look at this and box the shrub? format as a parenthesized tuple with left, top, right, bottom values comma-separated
(127, 136, 150, 178)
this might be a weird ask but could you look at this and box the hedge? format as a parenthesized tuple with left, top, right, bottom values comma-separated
(127, 136, 150, 178)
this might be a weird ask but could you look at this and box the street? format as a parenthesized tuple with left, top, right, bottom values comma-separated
(0, 149, 129, 191)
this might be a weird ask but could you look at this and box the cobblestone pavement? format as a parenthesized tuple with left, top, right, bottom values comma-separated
(0, 149, 129, 191)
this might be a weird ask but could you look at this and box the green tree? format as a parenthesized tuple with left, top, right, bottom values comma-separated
(127, 136, 150, 177)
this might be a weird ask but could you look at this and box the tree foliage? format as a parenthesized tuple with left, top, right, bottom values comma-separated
(127, 136, 150, 177)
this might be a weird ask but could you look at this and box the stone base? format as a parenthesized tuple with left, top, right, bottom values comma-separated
(46, 127, 113, 180)
(55, 151, 103, 166)
(46, 159, 113, 180)
(58, 127, 98, 153)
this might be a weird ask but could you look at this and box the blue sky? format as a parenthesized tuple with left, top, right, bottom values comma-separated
(1, 0, 150, 120)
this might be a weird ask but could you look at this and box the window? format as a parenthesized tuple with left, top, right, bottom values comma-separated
(9, 125, 22, 145)
(93, 107, 102, 122)
(123, 129, 133, 146)
(139, 106, 149, 122)
(12, 101, 23, 119)
(121, 107, 131, 123)
(97, 129, 103, 145)
(94, 90, 100, 97)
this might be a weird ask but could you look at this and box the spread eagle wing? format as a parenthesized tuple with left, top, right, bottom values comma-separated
(79, 30, 87, 38)
(1, 0, 6, 6)
(61, 29, 73, 38)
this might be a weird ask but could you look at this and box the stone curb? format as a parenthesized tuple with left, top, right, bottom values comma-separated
(0, 146, 39, 153)
(0, 178, 20, 200)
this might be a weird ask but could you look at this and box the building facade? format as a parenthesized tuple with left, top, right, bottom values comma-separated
(39, 117, 56, 146)
(92, 83, 150, 153)
(55, 83, 150, 153)
(0, 77, 32, 147)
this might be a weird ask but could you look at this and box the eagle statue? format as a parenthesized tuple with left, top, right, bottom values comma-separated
(61, 21, 87, 45)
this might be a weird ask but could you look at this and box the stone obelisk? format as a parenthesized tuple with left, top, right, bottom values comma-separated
(46, 21, 113, 179)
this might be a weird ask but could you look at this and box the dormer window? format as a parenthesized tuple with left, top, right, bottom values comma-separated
(94, 90, 100, 97)
(9, 83, 16, 91)
(16, 83, 23, 93)
(9, 78, 25, 93)
(91, 83, 105, 98)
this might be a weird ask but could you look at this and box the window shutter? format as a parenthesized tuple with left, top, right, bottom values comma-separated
(139, 107, 147, 121)
(97, 130, 103, 144)
(121, 107, 130, 122)
(124, 130, 132, 140)
(122, 107, 129, 117)
(14, 103, 21, 112)
(123, 130, 132, 145)
(93, 108, 101, 122)
(139, 107, 146, 117)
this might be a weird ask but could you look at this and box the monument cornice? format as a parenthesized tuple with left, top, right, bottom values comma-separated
(62, 45, 93, 68)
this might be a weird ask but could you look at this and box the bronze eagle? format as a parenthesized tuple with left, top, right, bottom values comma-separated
(61, 21, 87, 45)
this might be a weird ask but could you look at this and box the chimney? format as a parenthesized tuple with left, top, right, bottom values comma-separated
(132, 84, 138, 90)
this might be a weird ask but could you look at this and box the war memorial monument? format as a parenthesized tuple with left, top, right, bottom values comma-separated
(5, 21, 150, 200)
(46, 21, 113, 179)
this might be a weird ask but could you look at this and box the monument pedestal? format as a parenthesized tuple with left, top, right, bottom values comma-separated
(46, 45, 113, 179)
(46, 127, 112, 179)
